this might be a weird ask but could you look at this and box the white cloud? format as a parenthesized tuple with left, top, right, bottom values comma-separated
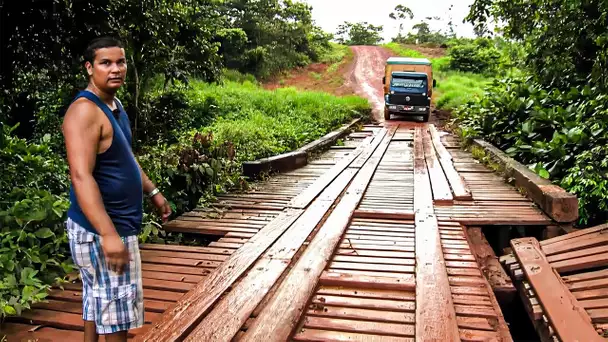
(301, 0, 477, 42)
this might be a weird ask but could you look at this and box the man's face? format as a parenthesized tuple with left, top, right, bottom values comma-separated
(86, 47, 127, 92)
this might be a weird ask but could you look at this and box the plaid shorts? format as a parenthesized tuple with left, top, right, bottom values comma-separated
(66, 218, 144, 334)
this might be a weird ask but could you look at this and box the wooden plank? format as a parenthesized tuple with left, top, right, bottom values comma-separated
(465, 227, 515, 303)
(240, 127, 396, 342)
(140, 243, 233, 255)
(422, 128, 453, 203)
(563, 269, 608, 284)
(183, 169, 358, 342)
(293, 328, 414, 342)
(319, 271, 415, 291)
(429, 125, 473, 201)
(302, 316, 415, 337)
(353, 209, 415, 220)
(540, 223, 607, 247)
(307, 306, 415, 324)
(542, 233, 608, 256)
(511, 237, 602, 341)
(311, 294, 415, 312)
(547, 245, 608, 264)
(315, 286, 416, 301)
(553, 252, 608, 274)
(413, 126, 461, 342)
(136, 209, 303, 342)
(288, 134, 377, 209)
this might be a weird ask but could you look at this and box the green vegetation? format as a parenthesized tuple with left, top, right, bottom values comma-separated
(453, 0, 608, 226)
(434, 72, 490, 111)
(0, 0, 371, 319)
(335, 21, 384, 46)
(382, 43, 426, 58)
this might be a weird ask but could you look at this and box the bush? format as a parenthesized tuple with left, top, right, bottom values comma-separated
(453, 75, 608, 226)
(447, 38, 500, 74)
(382, 43, 426, 58)
(0, 125, 72, 318)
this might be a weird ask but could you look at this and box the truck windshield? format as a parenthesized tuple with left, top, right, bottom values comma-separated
(390, 77, 426, 93)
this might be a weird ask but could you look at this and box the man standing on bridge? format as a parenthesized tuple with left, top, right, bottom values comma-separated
(62, 37, 171, 342)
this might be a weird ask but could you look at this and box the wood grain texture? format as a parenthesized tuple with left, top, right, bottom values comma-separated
(136, 209, 303, 342)
(511, 237, 603, 341)
(239, 127, 396, 342)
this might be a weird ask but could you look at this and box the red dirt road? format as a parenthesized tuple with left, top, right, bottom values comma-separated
(344, 46, 394, 122)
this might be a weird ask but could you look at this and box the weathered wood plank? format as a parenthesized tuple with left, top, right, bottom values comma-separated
(511, 237, 602, 341)
(136, 209, 303, 342)
(239, 127, 396, 341)
(429, 125, 472, 201)
(465, 227, 515, 304)
(423, 128, 453, 203)
(183, 169, 358, 342)
(413, 127, 461, 342)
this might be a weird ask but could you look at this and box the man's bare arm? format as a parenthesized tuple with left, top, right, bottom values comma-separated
(62, 101, 118, 238)
(136, 161, 156, 194)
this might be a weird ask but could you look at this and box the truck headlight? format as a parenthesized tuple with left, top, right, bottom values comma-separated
(389, 105, 397, 110)
(418, 107, 426, 111)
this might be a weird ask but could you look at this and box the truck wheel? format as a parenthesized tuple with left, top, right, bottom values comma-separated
(422, 111, 430, 122)
(384, 108, 390, 121)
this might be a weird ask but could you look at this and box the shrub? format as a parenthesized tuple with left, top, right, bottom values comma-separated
(447, 38, 500, 74)
(453, 75, 608, 226)
(0, 125, 72, 318)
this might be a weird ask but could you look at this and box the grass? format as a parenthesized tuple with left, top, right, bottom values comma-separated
(382, 42, 426, 58)
(319, 42, 350, 64)
(434, 71, 491, 111)
(185, 79, 371, 162)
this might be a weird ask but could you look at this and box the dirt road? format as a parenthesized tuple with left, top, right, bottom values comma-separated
(345, 45, 445, 125)
(344, 46, 393, 122)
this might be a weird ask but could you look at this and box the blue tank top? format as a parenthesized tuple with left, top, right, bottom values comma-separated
(67, 90, 143, 237)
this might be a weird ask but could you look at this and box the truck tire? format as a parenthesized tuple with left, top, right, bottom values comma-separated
(384, 108, 390, 121)
(422, 109, 430, 122)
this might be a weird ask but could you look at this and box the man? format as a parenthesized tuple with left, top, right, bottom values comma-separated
(62, 37, 171, 342)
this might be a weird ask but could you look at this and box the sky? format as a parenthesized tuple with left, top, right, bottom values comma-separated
(301, 0, 477, 42)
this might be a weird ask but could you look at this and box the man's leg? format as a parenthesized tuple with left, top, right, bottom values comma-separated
(104, 331, 128, 342)
(93, 234, 144, 340)
(67, 218, 100, 342)
(84, 321, 98, 342)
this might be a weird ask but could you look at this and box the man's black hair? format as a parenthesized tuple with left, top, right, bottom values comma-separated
(84, 36, 124, 64)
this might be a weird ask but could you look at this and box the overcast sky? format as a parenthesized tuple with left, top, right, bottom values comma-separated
(301, 0, 477, 42)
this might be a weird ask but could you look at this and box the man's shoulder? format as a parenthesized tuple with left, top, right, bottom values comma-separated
(63, 98, 107, 133)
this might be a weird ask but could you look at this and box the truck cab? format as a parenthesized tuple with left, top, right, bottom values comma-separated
(382, 57, 435, 122)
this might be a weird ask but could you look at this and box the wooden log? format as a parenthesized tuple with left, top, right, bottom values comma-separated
(465, 227, 516, 304)
(511, 237, 602, 341)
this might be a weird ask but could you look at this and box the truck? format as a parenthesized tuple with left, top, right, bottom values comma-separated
(382, 57, 435, 122)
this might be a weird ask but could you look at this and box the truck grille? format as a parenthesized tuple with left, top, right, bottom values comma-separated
(388, 94, 428, 106)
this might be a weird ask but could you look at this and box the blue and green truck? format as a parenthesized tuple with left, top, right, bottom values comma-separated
(382, 57, 435, 122)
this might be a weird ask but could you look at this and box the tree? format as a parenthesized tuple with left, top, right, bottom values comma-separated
(389, 4, 414, 42)
(335, 21, 384, 46)
(465, 0, 608, 91)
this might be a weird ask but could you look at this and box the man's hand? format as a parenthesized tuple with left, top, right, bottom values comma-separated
(151, 193, 172, 223)
(101, 234, 129, 274)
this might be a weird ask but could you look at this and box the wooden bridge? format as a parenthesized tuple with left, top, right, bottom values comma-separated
(2, 121, 601, 342)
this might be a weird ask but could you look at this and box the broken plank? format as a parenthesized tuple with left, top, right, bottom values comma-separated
(430, 125, 472, 201)
(511, 237, 602, 341)
(465, 227, 515, 304)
